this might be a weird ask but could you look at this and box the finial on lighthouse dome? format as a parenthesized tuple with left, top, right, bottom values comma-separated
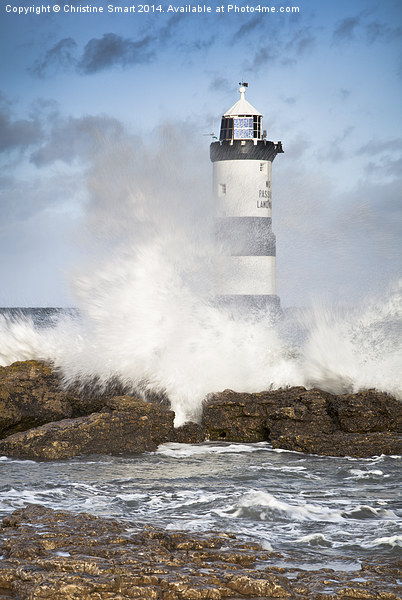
(224, 84, 262, 119)
(239, 84, 247, 97)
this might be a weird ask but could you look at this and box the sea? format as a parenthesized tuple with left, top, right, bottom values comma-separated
(0, 306, 401, 572)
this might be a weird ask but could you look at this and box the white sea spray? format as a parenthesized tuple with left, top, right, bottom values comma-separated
(0, 133, 401, 424)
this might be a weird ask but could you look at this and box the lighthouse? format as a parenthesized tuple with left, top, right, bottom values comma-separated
(210, 83, 283, 316)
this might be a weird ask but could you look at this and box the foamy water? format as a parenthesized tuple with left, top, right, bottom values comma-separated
(1, 283, 401, 425)
(1, 137, 401, 422)
(0, 443, 400, 568)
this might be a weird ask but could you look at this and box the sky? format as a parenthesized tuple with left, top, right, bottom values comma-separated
(0, 0, 401, 307)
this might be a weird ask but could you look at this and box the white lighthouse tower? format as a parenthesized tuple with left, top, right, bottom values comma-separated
(210, 83, 283, 315)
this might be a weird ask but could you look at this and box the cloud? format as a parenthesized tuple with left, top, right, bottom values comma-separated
(333, 14, 401, 46)
(363, 157, 402, 179)
(29, 15, 186, 80)
(333, 16, 361, 42)
(209, 77, 232, 93)
(338, 178, 402, 249)
(356, 138, 402, 179)
(77, 33, 154, 74)
(157, 14, 184, 42)
(30, 114, 125, 166)
(339, 89, 351, 101)
(323, 126, 355, 162)
(248, 46, 279, 70)
(357, 138, 402, 156)
(283, 96, 297, 105)
(283, 134, 311, 160)
(285, 28, 315, 55)
(234, 15, 261, 38)
(244, 26, 315, 72)
(29, 38, 78, 78)
(0, 109, 43, 153)
(189, 37, 215, 51)
(275, 163, 402, 304)
(365, 21, 402, 44)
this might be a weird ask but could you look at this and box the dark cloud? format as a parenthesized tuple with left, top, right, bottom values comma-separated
(357, 137, 402, 178)
(333, 16, 361, 42)
(283, 134, 311, 160)
(365, 21, 402, 44)
(235, 15, 261, 37)
(28, 98, 59, 122)
(248, 46, 279, 70)
(285, 28, 315, 55)
(332, 14, 401, 46)
(283, 97, 297, 105)
(29, 15, 186, 79)
(29, 38, 78, 78)
(190, 37, 215, 51)
(157, 14, 184, 42)
(339, 89, 351, 101)
(209, 77, 232, 93)
(245, 26, 314, 72)
(321, 127, 355, 163)
(357, 138, 402, 156)
(78, 33, 154, 74)
(30, 114, 124, 166)
(363, 157, 402, 179)
(0, 110, 43, 153)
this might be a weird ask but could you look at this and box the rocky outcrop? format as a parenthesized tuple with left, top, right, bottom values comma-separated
(0, 361, 401, 459)
(0, 360, 111, 440)
(0, 396, 174, 460)
(202, 388, 402, 457)
(0, 361, 74, 439)
(0, 505, 400, 600)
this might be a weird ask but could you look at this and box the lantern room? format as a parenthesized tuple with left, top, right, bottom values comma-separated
(219, 84, 263, 142)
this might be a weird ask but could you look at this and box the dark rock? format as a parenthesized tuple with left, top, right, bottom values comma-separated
(169, 422, 205, 444)
(0, 505, 400, 600)
(0, 396, 174, 460)
(0, 360, 116, 440)
(1, 361, 401, 459)
(0, 361, 75, 439)
(272, 431, 402, 458)
(202, 387, 336, 443)
(202, 387, 402, 457)
(331, 390, 402, 433)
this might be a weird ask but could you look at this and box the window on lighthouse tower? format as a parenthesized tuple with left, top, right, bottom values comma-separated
(233, 117, 253, 139)
(219, 115, 262, 141)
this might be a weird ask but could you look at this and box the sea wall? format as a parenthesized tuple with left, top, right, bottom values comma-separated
(0, 360, 401, 460)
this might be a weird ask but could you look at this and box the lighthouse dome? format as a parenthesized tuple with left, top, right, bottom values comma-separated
(224, 86, 263, 118)
(220, 85, 263, 142)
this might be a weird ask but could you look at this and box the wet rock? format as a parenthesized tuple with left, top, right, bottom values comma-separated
(1, 360, 401, 459)
(272, 431, 402, 458)
(0, 506, 400, 600)
(331, 390, 402, 433)
(202, 387, 402, 457)
(0, 361, 74, 439)
(169, 422, 205, 444)
(202, 387, 337, 442)
(0, 397, 174, 460)
(0, 360, 115, 440)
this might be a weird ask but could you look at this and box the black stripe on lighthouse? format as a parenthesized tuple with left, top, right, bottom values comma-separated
(216, 217, 276, 256)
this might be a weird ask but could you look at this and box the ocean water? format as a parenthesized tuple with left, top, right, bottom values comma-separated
(0, 305, 401, 572)
(0, 443, 400, 570)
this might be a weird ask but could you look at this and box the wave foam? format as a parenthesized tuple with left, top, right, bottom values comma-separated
(1, 138, 401, 424)
(215, 491, 344, 523)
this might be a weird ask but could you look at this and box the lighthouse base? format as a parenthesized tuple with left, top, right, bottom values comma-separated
(216, 294, 281, 320)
